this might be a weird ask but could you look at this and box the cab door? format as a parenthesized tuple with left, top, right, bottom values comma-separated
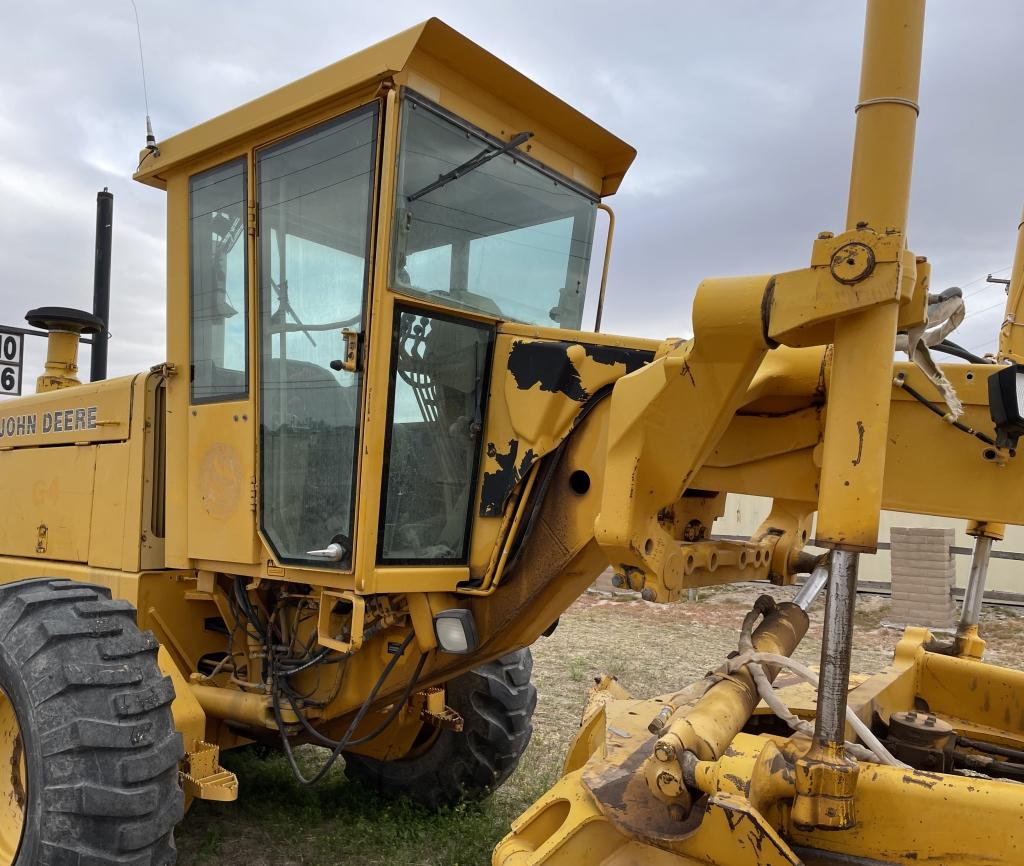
(256, 102, 379, 569)
(186, 157, 260, 565)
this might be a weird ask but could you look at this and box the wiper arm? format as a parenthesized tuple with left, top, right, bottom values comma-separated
(406, 131, 534, 203)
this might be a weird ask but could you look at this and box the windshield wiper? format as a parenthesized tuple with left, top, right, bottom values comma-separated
(406, 131, 534, 202)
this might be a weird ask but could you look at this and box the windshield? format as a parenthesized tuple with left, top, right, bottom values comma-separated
(391, 94, 598, 329)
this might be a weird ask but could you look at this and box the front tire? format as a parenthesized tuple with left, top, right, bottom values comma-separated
(0, 579, 184, 865)
(344, 648, 537, 810)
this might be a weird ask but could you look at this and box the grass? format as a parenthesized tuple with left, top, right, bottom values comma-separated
(175, 588, 1024, 865)
(176, 744, 558, 866)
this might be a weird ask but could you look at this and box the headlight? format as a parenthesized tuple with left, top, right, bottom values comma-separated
(988, 364, 1024, 449)
(434, 609, 478, 654)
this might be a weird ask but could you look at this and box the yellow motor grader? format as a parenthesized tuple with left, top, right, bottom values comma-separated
(1, 1, 1023, 863)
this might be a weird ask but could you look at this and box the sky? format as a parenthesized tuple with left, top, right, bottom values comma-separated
(1, 0, 1022, 389)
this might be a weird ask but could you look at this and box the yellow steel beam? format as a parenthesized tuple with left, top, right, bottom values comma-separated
(815, 0, 925, 552)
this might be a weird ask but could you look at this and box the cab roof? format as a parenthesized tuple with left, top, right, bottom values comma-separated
(133, 18, 635, 196)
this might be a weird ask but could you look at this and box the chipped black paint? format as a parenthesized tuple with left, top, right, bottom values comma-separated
(480, 439, 537, 517)
(483, 340, 655, 518)
(581, 343, 651, 374)
(507, 339, 654, 402)
(508, 340, 589, 400)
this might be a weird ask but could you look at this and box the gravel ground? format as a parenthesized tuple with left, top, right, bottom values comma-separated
(176, 585, 1024, 865)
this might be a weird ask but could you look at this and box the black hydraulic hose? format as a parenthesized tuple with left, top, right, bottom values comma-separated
(934, 340, 990, 366)
(953, 750, 1024, 780)
(280, 649, 428, 751)
(273, 631, 420, 786)
(958, 735, 1024, 763)
(503, 384, 614, 576)
(893, 375, 998, 447)
(233, 576, 267, 640)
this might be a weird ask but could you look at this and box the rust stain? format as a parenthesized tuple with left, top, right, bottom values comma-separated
(851, 419, 865, 466)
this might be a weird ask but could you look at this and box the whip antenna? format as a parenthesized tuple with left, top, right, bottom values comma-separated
(129, 0, 159, 157)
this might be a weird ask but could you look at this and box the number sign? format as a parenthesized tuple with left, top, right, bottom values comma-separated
(0, 330, 24, 397)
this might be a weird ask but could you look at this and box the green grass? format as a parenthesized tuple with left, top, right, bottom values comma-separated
(176, 743, 560, 866)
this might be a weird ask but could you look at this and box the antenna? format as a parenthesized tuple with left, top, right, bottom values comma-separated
(129, 0, 159, 158)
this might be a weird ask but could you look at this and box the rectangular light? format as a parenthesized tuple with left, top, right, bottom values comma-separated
(988, 364, 1024, 450)
(434, 609, 478, 654)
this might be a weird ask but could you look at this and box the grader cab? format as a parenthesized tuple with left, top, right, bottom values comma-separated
(1, 3, 1024, 864)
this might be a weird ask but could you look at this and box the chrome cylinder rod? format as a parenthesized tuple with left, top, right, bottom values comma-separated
(960, 536, 994, 631)
(813, 550, 859, 748)
(794, 563, 830, 611)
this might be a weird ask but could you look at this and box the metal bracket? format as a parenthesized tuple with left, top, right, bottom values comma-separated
(317, 590, 365, 653)
(149, 361, 177, 379)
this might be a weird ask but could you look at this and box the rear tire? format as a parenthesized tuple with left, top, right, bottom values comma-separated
(0, 579, 184, 865)
(344, 648, 537, 810)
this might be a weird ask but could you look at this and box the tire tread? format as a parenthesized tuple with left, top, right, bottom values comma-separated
(0, 579, 183, 864)
(344, 647, 536, 810)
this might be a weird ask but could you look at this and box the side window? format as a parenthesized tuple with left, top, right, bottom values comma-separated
(189, 159, 248, 402)
(379, 307, 492, 564)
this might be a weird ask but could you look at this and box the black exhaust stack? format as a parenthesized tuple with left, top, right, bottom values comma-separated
(90, 188, 113, 382)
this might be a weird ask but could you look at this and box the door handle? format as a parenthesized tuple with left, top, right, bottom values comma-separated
(306, 542, 345, 562)
(329, 329, 361, 374)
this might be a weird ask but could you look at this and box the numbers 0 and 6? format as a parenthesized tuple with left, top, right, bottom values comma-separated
(0, 331, 24, 396)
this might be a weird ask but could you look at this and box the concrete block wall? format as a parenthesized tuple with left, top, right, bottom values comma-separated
(888, 527, 957, 628)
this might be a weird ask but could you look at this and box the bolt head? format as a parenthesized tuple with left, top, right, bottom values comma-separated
(817, 231, 834, 240)
(655, 741, 677, 763)
(611, 573, 625, 588)
(641, 587, 657, 602)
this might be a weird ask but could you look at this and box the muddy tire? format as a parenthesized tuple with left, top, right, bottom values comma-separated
(344, 648, 536, 810)
(0, 579, 184, 865)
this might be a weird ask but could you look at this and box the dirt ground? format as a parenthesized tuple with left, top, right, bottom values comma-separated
(176, 586, 1024, 865)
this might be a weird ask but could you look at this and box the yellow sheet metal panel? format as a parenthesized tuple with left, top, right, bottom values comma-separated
(0, 374, 135, 448)
(88, 442, 131, 569)
(187, 403, 259, 565)
(158, 646, 205, 755)
(0, 445, 97, 562)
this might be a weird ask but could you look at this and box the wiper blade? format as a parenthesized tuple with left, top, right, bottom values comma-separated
(406, 131, 534, 202)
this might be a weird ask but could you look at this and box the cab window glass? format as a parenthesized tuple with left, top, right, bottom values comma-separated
(257, 103, 378, 567)
(189, 159, 247, 402)
(379, 308, 491, 564)
(392, 95, 598, 328)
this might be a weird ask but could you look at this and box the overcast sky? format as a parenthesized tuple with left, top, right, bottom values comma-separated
(1, 1, 1022, 389)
